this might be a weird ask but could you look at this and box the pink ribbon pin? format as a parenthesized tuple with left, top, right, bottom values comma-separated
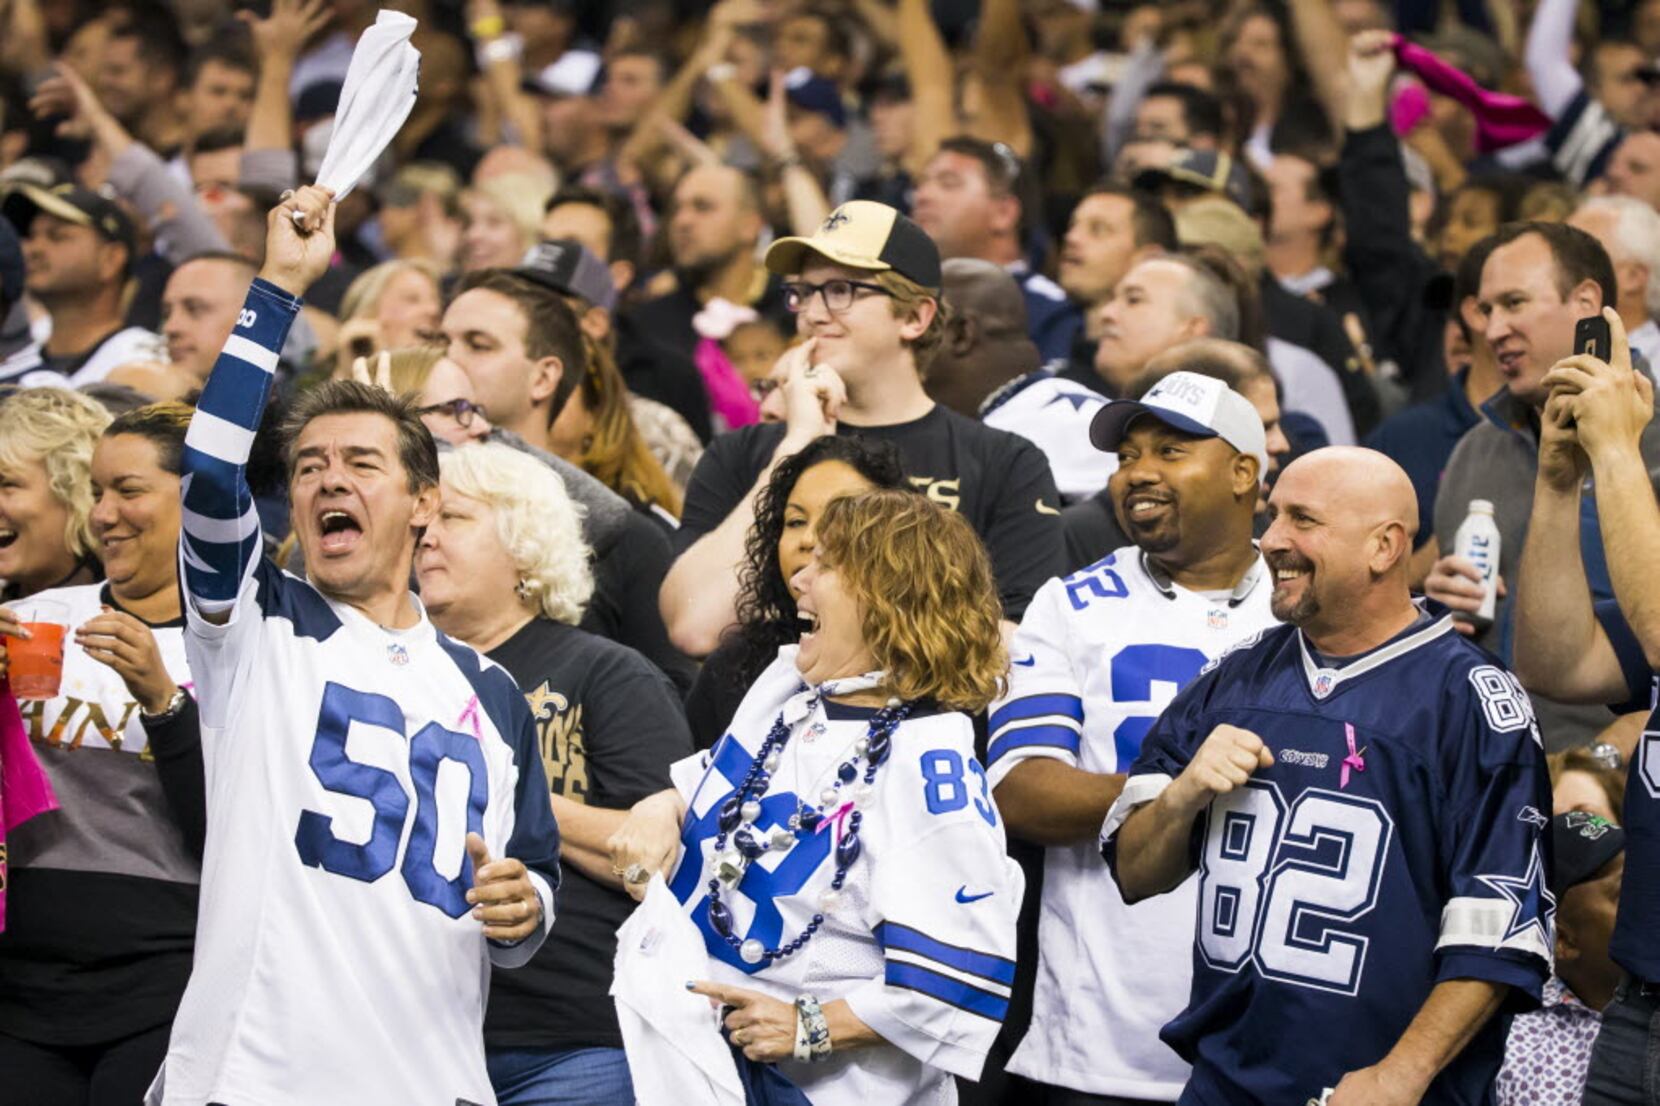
(1340, 722, 1366, 789)
(816, 801, 855, 843)
(457, 695, 483, 742)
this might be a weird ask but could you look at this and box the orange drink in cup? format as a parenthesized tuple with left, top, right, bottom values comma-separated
(3, 598, 69, 700)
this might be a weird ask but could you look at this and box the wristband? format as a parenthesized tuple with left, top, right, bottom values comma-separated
(793, 993, 831, 1062)
(470, 14, 506, 39)
(477, 33, 521, 67)
(140, 686, 189, 723)
(705, 62, 737, 83)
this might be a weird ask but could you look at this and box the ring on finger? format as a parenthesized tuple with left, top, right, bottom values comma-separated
(623, 863, 650, 884)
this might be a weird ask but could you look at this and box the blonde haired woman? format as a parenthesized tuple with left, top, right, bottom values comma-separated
(461, 174, 553, 272)
(609, 489, 1021, 1106)
(415, 442, 691, 1106)
(0, 387, 112, 600)
(333, 259, 444, 375)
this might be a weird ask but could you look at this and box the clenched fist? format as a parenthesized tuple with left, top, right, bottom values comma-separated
(1167, 724, 1273, 817)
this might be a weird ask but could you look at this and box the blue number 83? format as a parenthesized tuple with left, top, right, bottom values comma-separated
(922, 749, 997, 827)
(294, 682, 488, 918)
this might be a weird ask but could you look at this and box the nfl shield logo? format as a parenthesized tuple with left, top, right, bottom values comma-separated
(1312, 669, 1336, 699)
(387, 644, 410, 666)
(1207, 609, 1228, 629)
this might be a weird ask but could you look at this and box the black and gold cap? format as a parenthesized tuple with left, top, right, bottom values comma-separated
(1, 183, 137, 268)
(765, 201, 941, 289)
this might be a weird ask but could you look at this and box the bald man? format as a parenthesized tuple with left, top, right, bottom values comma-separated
(1103, 448, 1554, 1106)
(932, 258, 1110, 501)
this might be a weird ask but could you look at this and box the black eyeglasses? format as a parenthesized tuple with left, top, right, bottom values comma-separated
(782, 279, 891, 314)
(416, 399, 488, 427)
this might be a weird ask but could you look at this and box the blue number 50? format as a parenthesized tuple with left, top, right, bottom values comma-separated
(294, 682, 488, 917)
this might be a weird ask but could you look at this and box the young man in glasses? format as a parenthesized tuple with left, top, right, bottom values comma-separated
(912, 136, 1083, 365)
(660, 200, 1064, 656)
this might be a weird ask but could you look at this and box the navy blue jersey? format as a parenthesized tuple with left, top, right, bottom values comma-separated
(1103, 606, 1553, 1106)
(1593, 599, 1660, 982)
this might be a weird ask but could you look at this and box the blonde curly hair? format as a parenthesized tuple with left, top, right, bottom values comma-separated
(0, 387, 113, 561)
(437, 442, 594, 626)
(815, 489, 1006, 713)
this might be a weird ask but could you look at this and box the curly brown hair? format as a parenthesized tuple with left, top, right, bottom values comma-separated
(815, 489, 1006, 713)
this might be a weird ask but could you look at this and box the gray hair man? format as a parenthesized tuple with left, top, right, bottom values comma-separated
(1568, 196, 1660, 370)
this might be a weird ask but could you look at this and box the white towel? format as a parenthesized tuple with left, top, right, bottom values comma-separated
(309, 10, 421, 203)
(612, 876, 745, 1106)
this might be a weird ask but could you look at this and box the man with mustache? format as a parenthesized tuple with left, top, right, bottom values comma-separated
(986, 369, 1278, 1104)
(1107, 448, 1553, 1106)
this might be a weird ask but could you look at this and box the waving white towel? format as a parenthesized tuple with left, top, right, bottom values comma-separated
(309, 10, 421, 203)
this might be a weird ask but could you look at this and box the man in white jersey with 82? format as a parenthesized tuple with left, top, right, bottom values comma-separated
(149, 186, 561, 1106)
(987, 345, 1280, 1104)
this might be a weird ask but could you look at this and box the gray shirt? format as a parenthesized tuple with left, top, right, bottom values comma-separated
(1434, 385, 1660, 749)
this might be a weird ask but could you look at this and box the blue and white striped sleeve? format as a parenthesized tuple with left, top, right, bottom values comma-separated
(845, 719, 1024, 1080)
(179, 279, 298, 620)
(985, 579, 1084, 790)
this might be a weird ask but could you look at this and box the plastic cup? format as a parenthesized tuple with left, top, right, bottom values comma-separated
(3, 598, 69, 700)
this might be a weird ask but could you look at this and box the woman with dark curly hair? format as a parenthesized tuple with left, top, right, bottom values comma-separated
(609, 489, 1021, 1105)
(682, 435, 907, 750)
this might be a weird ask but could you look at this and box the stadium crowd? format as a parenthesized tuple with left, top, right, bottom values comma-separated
(0, 0, 1656, 1103)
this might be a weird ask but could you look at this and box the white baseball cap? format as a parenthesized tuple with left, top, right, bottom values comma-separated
(1088, 370, 1270, 475)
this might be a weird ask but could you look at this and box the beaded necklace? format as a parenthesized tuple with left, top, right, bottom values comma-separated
(704, 673, 913, 966)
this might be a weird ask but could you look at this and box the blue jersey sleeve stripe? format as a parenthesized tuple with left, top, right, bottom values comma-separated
(988, 693, 1084, 734)
(223, 333, 281, 374)
(184, 408, 258, 464)
(180, 496, 260, 545)
(884, 962, 1010, 1022)
(876, 921, 1016, 985)
(988, 724, 1083, 765)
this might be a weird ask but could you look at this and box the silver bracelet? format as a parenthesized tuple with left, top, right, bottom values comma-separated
(793, 993, 831, 1063)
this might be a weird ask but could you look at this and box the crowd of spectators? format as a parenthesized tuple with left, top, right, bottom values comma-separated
(0, 0, 1658, 1102)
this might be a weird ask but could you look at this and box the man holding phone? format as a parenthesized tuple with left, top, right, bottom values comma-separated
(1425, 221, 1660, 748)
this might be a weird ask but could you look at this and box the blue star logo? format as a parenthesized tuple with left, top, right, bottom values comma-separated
(1476, 843, 1556, 954)
(1044, 391, 1101, 412)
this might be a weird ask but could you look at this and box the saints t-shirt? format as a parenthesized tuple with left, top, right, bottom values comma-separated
(484, 617, 693, 1051)
(675, 405, 1063, 619)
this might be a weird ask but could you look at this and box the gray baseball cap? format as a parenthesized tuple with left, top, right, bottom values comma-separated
(517, 238, 616, 311)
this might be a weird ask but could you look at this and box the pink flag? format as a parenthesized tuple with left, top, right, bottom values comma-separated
(0, 679, 59, 932)
(1391, 34, 1551, 152)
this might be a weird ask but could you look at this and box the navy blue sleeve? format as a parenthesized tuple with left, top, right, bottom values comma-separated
(179, 279, 297, 616)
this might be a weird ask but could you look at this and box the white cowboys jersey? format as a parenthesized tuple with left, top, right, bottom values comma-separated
(668, 649, 1023, 1106)
(986, 548, 1278, 1098)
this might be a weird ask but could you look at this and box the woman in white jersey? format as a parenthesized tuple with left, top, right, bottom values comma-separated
(0, 387, 109, 602)
(610, 489, 1024, 1106)
(0, 402, 204, 1105)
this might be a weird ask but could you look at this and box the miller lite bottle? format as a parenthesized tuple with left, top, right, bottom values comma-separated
(1453, 499, 1500, 632)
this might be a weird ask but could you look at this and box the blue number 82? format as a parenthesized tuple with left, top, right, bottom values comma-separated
(294, 682, 489, 918)
(921, 749, 997, 827)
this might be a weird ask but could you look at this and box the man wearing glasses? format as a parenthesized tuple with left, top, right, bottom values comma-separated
(660, 200, 1064, 656)
(912, 136, 1083, 365)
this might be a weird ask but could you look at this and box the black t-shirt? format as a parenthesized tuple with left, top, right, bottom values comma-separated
(1060, 488, 1127, 576)
(683, 633, 755, 751)
(675, 405, 1063, 619)
(582, 509, 697, 694)
(484, 618, 692, 1051)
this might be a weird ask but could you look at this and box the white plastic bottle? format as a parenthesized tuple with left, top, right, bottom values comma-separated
(1453, 499, 1501, 631)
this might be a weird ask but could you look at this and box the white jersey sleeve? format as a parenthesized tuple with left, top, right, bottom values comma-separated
(986, 575, 1084, 788)
(845, 715, 1024, 1081)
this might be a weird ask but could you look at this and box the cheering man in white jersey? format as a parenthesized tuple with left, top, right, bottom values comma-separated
(987, 367, 1277, 1104)
(150, 187, 561, 1106)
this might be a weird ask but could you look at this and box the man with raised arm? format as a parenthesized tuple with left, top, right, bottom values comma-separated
(1106, 448, 1553, 1106)
(150, 187, 560, 1106)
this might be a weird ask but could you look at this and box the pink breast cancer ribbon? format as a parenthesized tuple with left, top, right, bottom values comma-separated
(1341, 722, 1366, 789)
(458, 695, 483, 742)
(816, 801, 855, 844)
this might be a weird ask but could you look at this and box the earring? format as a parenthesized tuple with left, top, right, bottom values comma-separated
(515, 579, 531, 600)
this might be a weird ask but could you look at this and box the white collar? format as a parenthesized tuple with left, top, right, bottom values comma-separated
(1297, 604, 1454, 701)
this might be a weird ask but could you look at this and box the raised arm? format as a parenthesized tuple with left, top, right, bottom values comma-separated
(896, 0, 957, 173)
(1523, 0, 1583, 118)
(239, 0, 329, 189)
(180, 189, 335, 624)
(1287, 0, 1350, 140)
(968, 0, 1033, 155)
(1513, 343, 1632, 703)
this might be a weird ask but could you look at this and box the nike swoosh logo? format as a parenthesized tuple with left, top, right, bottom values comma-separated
(955, 886, 994, 904)
(1012, 655, 1036, 667)
(1035, 499, 1060, 515)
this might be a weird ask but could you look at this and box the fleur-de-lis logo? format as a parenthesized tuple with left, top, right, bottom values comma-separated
(822, 209, 850, 231)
